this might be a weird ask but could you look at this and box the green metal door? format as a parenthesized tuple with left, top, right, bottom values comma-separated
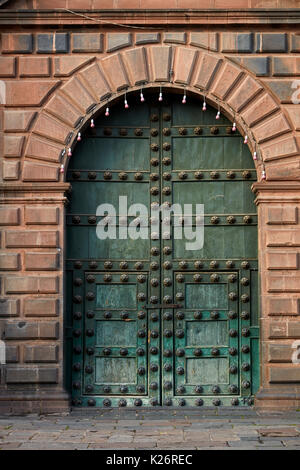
(66, 93, 259, 408)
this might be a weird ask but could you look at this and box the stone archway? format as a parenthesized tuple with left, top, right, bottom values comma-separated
(2, 44, 300, 411)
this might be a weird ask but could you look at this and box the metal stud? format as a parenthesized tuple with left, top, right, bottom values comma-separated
(73, 312, 82, 320)
(150, 398, 158, 406)
(241, 261, 250, 269)
(120, 384, 128, 393)
(193, 273, 202, 282)
(210, 273, 219, 283)
(103, 399, 111, 407)
(120, 311, 129, 320)
(138, 329, 146, 338)
(151, 247, 159, 256)
(103, 171, 112, 180)
(210, 311, 219, 320)
(242, 362, 250, 371)
(86, 347, 94, 355)
(231, 398, 239, 406)
(194, 260, 203, 269)
(176, 385, 185, 394)
(150, 382, 158, 390)
(227, 215, 236, 224)
(104, 261, 113, 270)
(89, 261, 98, 269)
(242, 345, 250, 354)
(229, 347, 237, 356)
(164, 312, 173, 321)
(137, 347, 145, 356)
(211, 348, 219, 356)
(72, 216, 81, 225)
(195, 385, 203, 394)
(210, 171, 219, 179)
(210, 260, 219, 269)
(212, 385, 220, 394)
(134, 172, 143, 181)
(228, 292, 237, 301)
(213, 398, 221, 406)
(163, 261, 172, 270)
(137, 311, 146, 320)
(242, 170, 251, 179)
(179, 260, 188, 269)
(176, 312, 184, 320)
(151, 143, 159, 152)
(164, 349, 172, 357)
(178, 127, 187, 135)
(243, 215, 252, 224)
(241, 277, 249, 286)
(229, 365, 238, 374)
(74, 278, 83, 286)
(210, 126, 219, 135)
(178, 171, 188, 180)
(228, 311, 237, 320)
(150, 346, 158, 355)
(163, 246, 171, 255)
(210, 216, 219, 224)
(85, 365, 93, 374)
(151, 127, 158, 135)
(119, 399, 127, 407)
(118, 172, 128, 181)
(88, 399, 96, 407)
(226, 170, 235, 179)
(178, 398, 186, 406)
(73, 329, 81, 337)
(163, 128, 171, 135)
(85, 385, 94, 393)
(120, 274, 128, 283)
(194, 348, 202, 356)
(86, 275, 95, 283)
(194, 311, 202, 320)
(150, 186, 159, 195)
(162, 157, 171, 165)
(73, 346, 81, 354)
(134, 399, 143, 406)
(163, 329, 173, 338)
(150, 295, 158, 304)
(241, 311, 250, 320)
(88, 216, 97, 225)
(120, 261, 128, 270)
(164, 381, 172, 390)
(162, 186, 171, 195)
(175, 329, 184, 338)
(241, 294, 250, 303)
(176, 275, 184, 284)
(164, 363, 172, 372)
(150, 363, 158, 372)
(151, 262, 159, 270)
(151, 330, 159, 339)
(103, 348, 111, 356)
(151, 158, 159, 166)
(163, 113, 171, 121)
(164, 398, 172, 406)
(194, 127, 202, 135)
(104, 128, 112, 136)
(135, 262, 143, 270)
(226, 260, 234, 268)
(228, 274, 237, 283)
(229, 329, 238, 337)
(103, 274, 112, 283)
(194, 171, 203, 179)
(163, 295, 172, 304)
(151, 278, 159, 287)
(86, 311, 94, 319)
(242, 327, 250, 337)
(72, 171, 81, 180)
(242, 380, 251, 389)
(150, 173, 159, 182)
(136, 385, 145, 393)
(73, 381, 81, 390)
(163, 143, 171, 151)
(151, 312, 159, 322)
(176, 348, 185, 357)
(73, 363, 81, 372)
(135, 128, 143, 136)
(86, 291, 95, 300)
(195, 398, 204, 406)
(138, 366, 145, 376)
(74, 261, 82, 269)
(176, 292, 184, 301)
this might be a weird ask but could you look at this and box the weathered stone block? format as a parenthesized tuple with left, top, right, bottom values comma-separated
(53, 56, 93, 77)
(270, 367, 300, 383)
(0, 253, 20, 271)
(37, 33, 69, 53)
(24, 345, 58, 363)
(122, 47, 149, 85)
(24, 298, 59, 317)
(174, 47, 198, 84)
(242, 93, 279, 127)
(6, 346, 19, 363)
(0, 57, 16, 77)
(5, 81, 59, 107)
(268, 344, 295, 363)
(266, 80, 295, 104)
(19, 57, 50, 77)
(256, 33, 287, 52)
(267, 252, 298, 270)
(3, 161, 20, 180)
(107, 33, 132, 52)
(1, 33, 33, 53)
(72, 33, 103, 52)
(227, 75, 262, 112)
(261, 136, 299, 162)
(79, 62, 111, 101)
(25, 135, 62, 163)
(267, 297, 299, 316)
(3, 110, 36, 132)
(267, 275, 300, 293)
(6, 231, 58, 248)
(136, 33, 160, 45)
(221, 33, 253, 53)
(273, 57, 300, 76)
(0, 207, 20, 226)
(193, 53, 221, 90)
(5, 367, 58, 384)
(267, 229, 300, 246)
(291, 34, 300, 52)
(149, 46, 172, 82)
(5, 276, 58, 294)
(61, 77, 96, 114)
(101, 53, 129, 91)
(267, 206, 297, 225)
(0, 299, 20, 317)
(164, 32, 186, 44)
(46, 93, 83, 128)
(23, 162, 59, 182)
(25, 252, 59, 271)
(211, 62, 243, 99)
(253, 114, 291, 143)
(4, 321, 59, 340)
(3, 135, 25, 157)
(25, 206, 59, 225)
(190, 32, 218, 51)
(242, 57, 270, 76)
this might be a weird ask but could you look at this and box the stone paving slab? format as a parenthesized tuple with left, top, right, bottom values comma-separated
(0, 409, 300, 450)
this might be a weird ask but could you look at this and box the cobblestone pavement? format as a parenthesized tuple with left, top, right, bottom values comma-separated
(0, 408, 300, 450)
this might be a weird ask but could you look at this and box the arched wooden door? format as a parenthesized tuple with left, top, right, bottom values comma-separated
(66, 92, 259, 408)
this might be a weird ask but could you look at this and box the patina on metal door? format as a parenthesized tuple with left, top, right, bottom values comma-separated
(66, 93, 259, 408)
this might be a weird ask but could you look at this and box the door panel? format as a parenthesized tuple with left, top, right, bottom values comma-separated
(67, 93, 258, 408)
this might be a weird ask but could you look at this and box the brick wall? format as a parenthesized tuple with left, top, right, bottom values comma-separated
(0, 5, 300, 411)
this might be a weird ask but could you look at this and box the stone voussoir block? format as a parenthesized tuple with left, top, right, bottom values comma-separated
(3, 135, 25, 157)
(3, 161, 20, 180)
(211, 62, 243, 99)
(122, 47, 149, 86)
(174, 47, 198, 85)
(193, 52, 222, 90)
